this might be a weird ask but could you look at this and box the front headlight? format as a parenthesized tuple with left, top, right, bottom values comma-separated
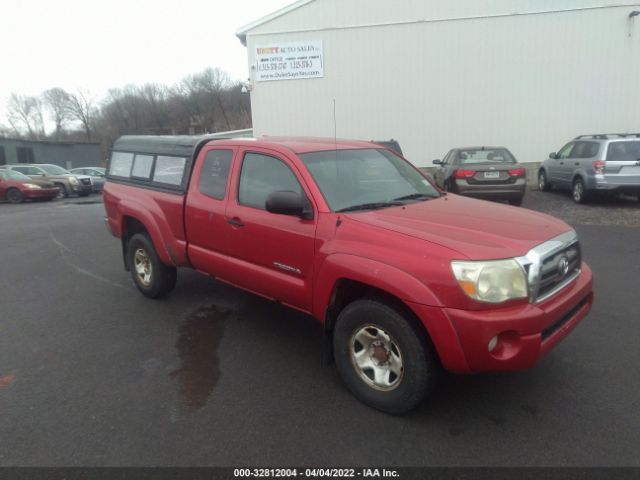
(451, 259, 528, 303)
(23, 183, 42, 189)
(69, 176, 79, 185)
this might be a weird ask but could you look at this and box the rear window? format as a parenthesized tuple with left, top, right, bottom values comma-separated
(607, 141, 640, 162)
(109, 152, 134, 177)
(459, 149, 515, 165)
(153, 156, 186, 186)
(131, 154, 154, 179)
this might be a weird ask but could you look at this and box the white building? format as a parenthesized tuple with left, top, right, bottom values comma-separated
(237, 0, 640, 167)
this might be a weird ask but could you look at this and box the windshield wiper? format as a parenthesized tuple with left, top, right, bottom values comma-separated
(337, 201, 403, 213)
(392, 193, 438, 202)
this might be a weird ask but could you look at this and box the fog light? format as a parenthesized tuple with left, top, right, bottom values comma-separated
(488, 336, 498, 352)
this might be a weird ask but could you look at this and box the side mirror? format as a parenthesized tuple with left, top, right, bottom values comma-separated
(549, 152, 558, 159)
(432, 159, 442, 165)
(266, 191, 313, 220)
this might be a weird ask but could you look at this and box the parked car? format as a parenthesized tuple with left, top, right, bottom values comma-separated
(432, 147, 526, 206)
(4, 164, 93, 197)
(69, 167, 105, 192)
(103, 135, 593, 414)
(539, 134, 640, 203)
(0, 169, 59, 203)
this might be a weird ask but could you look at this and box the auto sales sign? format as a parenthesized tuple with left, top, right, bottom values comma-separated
(255, 41, 324, 82)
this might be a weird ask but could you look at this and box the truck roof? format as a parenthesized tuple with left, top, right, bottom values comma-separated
(112, 135, 382, 159)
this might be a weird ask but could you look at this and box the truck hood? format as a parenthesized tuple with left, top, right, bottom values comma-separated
(343, 194, 571, 260)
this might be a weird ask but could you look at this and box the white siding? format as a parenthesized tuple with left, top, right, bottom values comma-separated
(244, 1, 640, 165)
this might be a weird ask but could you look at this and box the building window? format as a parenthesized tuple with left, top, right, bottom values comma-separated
(16, 146, 35, 163)
(0, 146, 6, 165)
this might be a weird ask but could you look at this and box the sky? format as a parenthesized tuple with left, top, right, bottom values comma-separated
(0, 0, 295, 129)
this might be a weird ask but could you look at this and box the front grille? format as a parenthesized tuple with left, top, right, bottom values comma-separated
(537, 243, 581, 299)
(80, 178, 92, 186)
(516, 230, 582, 303)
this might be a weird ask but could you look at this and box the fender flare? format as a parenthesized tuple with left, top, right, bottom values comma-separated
(118, 199, 174, 266)
(313, 253, 443, 321)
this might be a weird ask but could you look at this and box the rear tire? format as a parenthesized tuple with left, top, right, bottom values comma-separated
(127, 233, 177, 299)
(7, 188, 24, 204)
(333, 298, 438, 414)
(572, 178, 589, 204)
(538, 170, 550, 192)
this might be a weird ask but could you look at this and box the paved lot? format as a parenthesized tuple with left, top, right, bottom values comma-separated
(1, 191, 639, 467)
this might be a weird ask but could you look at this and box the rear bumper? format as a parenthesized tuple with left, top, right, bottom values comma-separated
(455, 180, 526, 200)
(587, 174, 640, 193)
(410, 263, 593, 374)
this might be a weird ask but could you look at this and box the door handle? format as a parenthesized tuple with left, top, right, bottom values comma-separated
(559, 162, 564, 165)
(574, 162, 580, 166)
(227, 217, 245, 228)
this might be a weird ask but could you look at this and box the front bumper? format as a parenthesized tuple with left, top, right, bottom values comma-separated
(71, 184, 93, 194)
(410, 263, 593, 374)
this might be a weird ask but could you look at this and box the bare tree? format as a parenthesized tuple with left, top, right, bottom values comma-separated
(6, 93, 45, 139)
(67, 89, 95, 140)
(194, 67, 233, 131)
(42, 88, 71, 139)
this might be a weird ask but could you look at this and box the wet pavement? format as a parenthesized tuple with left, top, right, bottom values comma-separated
(1, 194, 639, 466)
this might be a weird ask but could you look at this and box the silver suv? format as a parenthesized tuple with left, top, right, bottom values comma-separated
(538, 134, 640, 203)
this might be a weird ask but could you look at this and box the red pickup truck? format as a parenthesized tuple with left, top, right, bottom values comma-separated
(103, 135, 594, 414)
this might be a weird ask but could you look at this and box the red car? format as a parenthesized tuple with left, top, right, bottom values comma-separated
(103, 136, 594, 414)
(0, 169, 59, 203)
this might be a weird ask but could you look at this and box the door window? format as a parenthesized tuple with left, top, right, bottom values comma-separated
(199, 150, 232, 200)
(572, 142, 599, 159)
(238, 153, 302, 210)
(558, 143, 576, 159)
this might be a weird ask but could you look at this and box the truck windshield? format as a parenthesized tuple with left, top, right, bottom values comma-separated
(299, 148, 440, 212)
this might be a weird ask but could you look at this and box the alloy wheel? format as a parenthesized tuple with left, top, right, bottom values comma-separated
(133, 248, 153, 287)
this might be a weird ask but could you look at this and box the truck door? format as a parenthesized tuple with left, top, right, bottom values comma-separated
(185, 147, 236, 277)
(224, 148, 317, 312)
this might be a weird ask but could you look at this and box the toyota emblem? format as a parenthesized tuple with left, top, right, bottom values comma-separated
(558, 256, 570, 277)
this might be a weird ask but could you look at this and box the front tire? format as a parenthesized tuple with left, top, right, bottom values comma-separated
(333, 298, 438, 414)
(572, 178, 589, 204)
(7, 188, 24, 204)
(127, 233, 177, 299)
(55, 183, 68, 198)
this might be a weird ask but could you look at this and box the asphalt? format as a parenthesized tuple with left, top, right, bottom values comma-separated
(0, 191, 639, 467)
